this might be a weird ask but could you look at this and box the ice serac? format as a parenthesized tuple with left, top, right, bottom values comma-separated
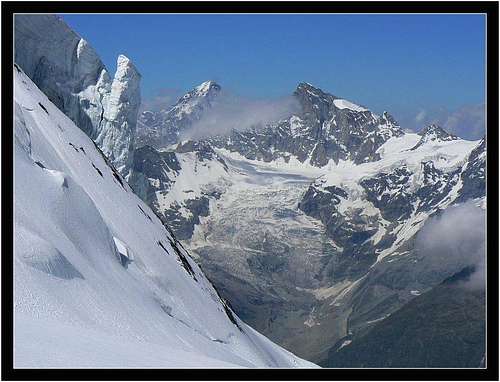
(14, 14, 108, 138)
(14, 14, 140, 175)
(96, 55, 141, 174)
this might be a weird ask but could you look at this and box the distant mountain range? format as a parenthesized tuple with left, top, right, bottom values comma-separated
(130, 78, 485, 365)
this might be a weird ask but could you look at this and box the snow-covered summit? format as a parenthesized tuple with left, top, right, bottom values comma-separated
(137, 80, 222, 147)
(174, 80, 221, 113)
(13, 65, 316, 368)
(195, 80, 221, 96)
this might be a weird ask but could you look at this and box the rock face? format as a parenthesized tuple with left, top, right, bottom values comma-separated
(128, 140, 230, 240)
(210, 83, 403, 166)
(455, 137, 486, 203)
(14, 14, 140, 174)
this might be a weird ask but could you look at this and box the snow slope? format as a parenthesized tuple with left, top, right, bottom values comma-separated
(13, 65, 316, 368)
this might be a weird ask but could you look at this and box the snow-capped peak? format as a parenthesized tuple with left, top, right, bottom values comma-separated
(418, 123, 458, 140)
(410, 124, 460, 151)
(195, 80, 220, 96)
(295, 82, 332, 99)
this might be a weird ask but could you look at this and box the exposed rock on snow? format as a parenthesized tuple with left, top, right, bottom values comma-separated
(209, 82, 404, 167)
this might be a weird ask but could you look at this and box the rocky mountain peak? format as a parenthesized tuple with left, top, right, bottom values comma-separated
(136, 81, 223, 148)
(418, 124, 458, 140)
(381, 111, 399, 126)
(294, 82, 335, 101)
(293, 82, 336, 125)
(180, 80, 221, 103)
(410, 124, 460, 151)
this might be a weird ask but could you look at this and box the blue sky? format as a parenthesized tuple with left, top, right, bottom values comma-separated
(62, 14, 486, 135)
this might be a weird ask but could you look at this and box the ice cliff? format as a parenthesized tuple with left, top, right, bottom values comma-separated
(14, 14, 140, 174)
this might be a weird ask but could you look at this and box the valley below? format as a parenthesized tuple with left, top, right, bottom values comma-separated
(186, 155, 341, 361)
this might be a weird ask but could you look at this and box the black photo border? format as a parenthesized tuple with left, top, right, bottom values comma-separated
(1, 1, 498, 380)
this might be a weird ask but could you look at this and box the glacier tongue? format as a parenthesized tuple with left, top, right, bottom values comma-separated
(13, 65, 316, 368)
(14, 14, 140, 176)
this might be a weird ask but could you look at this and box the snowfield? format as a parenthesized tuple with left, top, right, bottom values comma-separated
(13, 65, 317, 368)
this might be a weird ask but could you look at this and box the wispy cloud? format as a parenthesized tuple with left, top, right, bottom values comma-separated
(415, 109, 427, 124)
(140, 88, 183, 112)
(443, 103, 485, 140)
(181, 92, 301, 140)
(400, 104, 485, 140)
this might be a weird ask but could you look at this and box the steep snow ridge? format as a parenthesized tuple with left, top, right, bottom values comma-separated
(332, 99, 368, 112)
(13, 66, 316, 368)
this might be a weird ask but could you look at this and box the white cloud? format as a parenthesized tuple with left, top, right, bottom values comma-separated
(140, 88, 183, 112)
(443, 103, 485, 140)
(415, 201, 485, 289)
(401, 104, 485, 140)
(415, 109, 427, 124)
